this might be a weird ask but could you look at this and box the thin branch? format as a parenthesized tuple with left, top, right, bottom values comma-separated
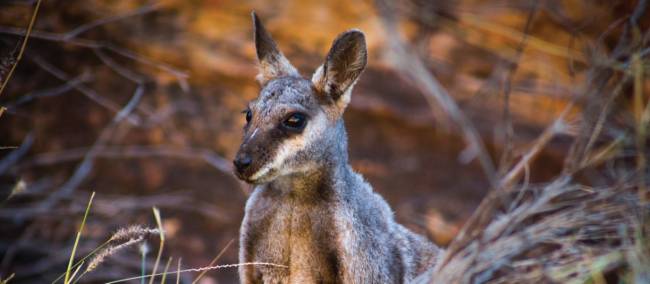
(4, 72, 92, 110)
(20, 144, 246, 197)
(499, 104, 573, 189)
(40, 85, 145, 210)
(63, 4, 161, 41)
(0, 191, 231, 222)
(101, 44, 189, 92)
(30, 56, 142, 125)
(0, 134, 33, 175)
(498, 0, 539, 174)
(375, 0, 497, 187)
(93, 49, 146, 84)
(0, 4, 189, 87)
(0, 0, 42, 96)
(23, 145, 232, 175)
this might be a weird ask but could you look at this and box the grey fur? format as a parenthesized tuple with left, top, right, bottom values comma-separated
(235, 12, 441, 283)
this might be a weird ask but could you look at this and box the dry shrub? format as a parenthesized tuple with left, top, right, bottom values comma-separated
(416, 178, 649, 283)
(396, 1, 650, 282)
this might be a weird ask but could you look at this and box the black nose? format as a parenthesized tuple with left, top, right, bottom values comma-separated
(233, 155, 252, 172)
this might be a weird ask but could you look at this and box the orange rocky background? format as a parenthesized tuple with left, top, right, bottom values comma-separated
(0, 0, 646, 283)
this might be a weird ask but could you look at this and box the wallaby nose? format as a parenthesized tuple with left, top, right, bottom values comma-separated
(234, 155, 252, 173)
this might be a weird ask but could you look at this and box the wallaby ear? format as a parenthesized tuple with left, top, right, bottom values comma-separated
(312, 30, 367, 113)
(252, 11, 298, 85)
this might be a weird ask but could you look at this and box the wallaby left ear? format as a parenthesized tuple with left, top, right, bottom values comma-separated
(252, 11, 299, 85)
(312, 30, 367, 113)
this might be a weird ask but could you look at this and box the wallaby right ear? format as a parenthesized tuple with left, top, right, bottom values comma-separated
(311, 30, 367, 116)
(252, 11, 298, 85)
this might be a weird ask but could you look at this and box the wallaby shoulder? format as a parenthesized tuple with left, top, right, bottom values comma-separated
(240, 164, 440, 283)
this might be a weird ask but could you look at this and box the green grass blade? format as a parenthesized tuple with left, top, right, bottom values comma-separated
(64, 191, 95, 284)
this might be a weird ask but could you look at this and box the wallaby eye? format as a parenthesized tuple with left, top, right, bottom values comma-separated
(244, 109, 252, 123)
(282, 113, 307, 132)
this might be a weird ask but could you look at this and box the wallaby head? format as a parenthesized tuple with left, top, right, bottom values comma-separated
(233, 12, 367, 184)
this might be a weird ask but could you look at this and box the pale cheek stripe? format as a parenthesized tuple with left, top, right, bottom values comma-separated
(250, 128, 259, 140)
(249, 113, 326, 181)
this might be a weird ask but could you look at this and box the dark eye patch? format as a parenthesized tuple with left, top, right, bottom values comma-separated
(281, 112, 307, 133)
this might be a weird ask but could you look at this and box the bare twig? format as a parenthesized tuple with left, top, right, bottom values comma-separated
(0, 32, 189, 89)
(63, 4, 161, 41)
(0, 192, 231, 222)
(0, 3, 189, 88)
(93, 49, 146, 84)
(498, 0, 539, 174)
(499, 104, 573, 189)
(101, 44, 189, 93)
(20, 143, 246, 196)
(4, 72, 92, 110)
(580, 75, 631, 169)
(23, 145, 232, 175)
(0, 0, 42, 96)
(0, 134, 33, 175)
(31, 56, 142, 125)
(375, 0, 497, 187)
(40, 84, 145, 210)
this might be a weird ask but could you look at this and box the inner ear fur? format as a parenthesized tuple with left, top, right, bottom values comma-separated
(312, 30, 367, 104)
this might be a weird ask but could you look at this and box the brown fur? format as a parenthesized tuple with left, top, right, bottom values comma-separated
(234, 12, 442, 283)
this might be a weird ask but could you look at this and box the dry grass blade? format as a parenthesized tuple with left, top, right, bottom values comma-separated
(50, 225, 160, 284)
(148, 207, 165, 284)
(176, 258, 181, 284)
(108, 225, 161, 243)
(0, 0, 42, 97)
(0, 273, 15, 284)
(192, 239, 235, 284)
(67, 262, 84, 284)
(85, 236, 145, 274)
(160, 257, 173, 284)
(105, 262, 288, 284)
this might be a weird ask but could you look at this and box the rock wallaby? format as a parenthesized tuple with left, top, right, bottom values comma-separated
(234, 12, 441, 283)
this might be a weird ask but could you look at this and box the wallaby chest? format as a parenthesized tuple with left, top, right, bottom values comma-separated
(241, 185, 341, 283)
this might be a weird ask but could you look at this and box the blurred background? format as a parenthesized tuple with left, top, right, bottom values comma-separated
(0, 0, 647, 283)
